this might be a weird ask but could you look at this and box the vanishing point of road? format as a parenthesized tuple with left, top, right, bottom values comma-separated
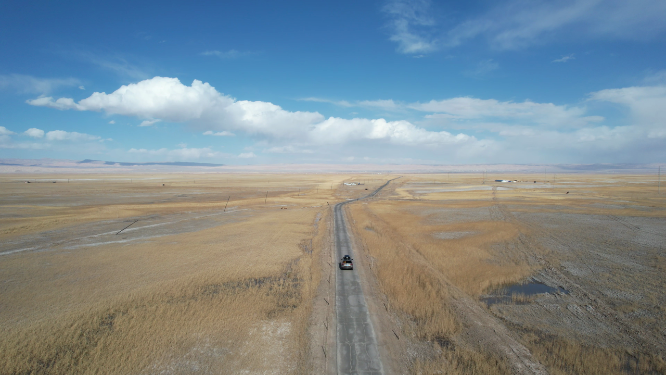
(334, 179, 395, 375)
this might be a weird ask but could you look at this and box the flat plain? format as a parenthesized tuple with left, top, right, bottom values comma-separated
(1, 172, 665, 374)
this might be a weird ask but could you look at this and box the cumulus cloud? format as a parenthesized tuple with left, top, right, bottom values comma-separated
(24, 128, 44, 138)
(109, 120, 115, 124)
(27, 77, 476, 147)
(25, 75, 666, 163)
(0, 126, 15, 135)
(0, 74, 81, 95)
(28, 77, 324, 138)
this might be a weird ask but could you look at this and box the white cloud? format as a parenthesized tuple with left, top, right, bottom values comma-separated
(28, 77, 324, 139)
(26, 75, 666, 163)
(300, 97, 401, 111)
(45, 130, 101, 142)
(299, 97, 354, 107)
(24, 128, 44, 138)
(128, 147, 222, 160)
(79, 86, 85, 90)
(0, 126, 15, 135)
(27, 96, 81, 110)
(0, 74, 81, 95)
(238, 152, 257, 158)
(553, 54, 575, 63)
(310, 117, 472, 146)
(412, 97, 603, 129)
(203, 130, 235, 136)
(265, 145, 314, 154)
(383, 0, 437, 54)
(0, 127, 106, 152)
(139, 119, 161, 127)
(109, 120, 115, 124)
(589, 85, 666, 131)
(443, 0, 666, 50)
(357, 99, 401, 110)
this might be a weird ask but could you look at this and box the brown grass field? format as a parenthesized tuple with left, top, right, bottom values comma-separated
(1, 172, 665, 374)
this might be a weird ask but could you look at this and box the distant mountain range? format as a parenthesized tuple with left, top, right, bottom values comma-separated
(78, 159, 225, 167)
(0, 158, 661, 174)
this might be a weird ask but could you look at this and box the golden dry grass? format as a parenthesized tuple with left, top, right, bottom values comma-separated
(349, 173, 666, 374)
(0, 173, 386, 374)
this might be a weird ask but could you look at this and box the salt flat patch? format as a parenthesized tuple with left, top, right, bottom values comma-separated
(408, 186, 509, 194)
(238, 320, 294, 374)
(433, 231, 478, 240)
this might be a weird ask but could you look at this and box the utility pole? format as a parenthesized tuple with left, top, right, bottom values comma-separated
(659, 166, 661, 194)
(224, 196, 230, 212)
(265, 191, 268, 204)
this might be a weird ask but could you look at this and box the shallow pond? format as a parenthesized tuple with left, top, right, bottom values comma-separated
(481, 279, 568, 306)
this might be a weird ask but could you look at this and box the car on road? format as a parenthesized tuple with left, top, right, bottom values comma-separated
(340, 255, 353, 270)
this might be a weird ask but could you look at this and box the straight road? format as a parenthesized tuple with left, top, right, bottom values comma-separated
(334, 179, 395, 375)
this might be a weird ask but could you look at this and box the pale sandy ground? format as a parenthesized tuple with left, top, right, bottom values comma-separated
(1, 172, 665, 374)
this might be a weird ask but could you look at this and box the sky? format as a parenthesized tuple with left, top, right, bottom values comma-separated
(1, 0, 665, 165)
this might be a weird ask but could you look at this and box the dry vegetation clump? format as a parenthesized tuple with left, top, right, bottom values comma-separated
(0, 266, 306, 374)
(522, 332, 666, 375)
(411, 345, 510, 375)
(352, 206, 459, 342)
(349, 202, 513, 373)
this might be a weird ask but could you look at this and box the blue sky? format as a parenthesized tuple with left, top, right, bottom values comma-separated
(1, 0, 665, 165)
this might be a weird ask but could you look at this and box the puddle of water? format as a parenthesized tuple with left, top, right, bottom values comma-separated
(481, 279, 568, 306)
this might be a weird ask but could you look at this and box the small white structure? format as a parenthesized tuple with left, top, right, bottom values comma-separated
(344, 182, 359, 186)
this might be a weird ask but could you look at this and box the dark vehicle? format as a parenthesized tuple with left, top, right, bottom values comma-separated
(340, 255, 353, 270)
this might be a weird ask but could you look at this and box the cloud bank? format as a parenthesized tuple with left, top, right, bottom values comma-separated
(27, 77, 475, 148)
(25, 76, 666, 163)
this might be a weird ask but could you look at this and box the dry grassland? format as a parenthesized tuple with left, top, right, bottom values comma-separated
(0, 173, 386, 374)
(349, 173, 666, 374)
